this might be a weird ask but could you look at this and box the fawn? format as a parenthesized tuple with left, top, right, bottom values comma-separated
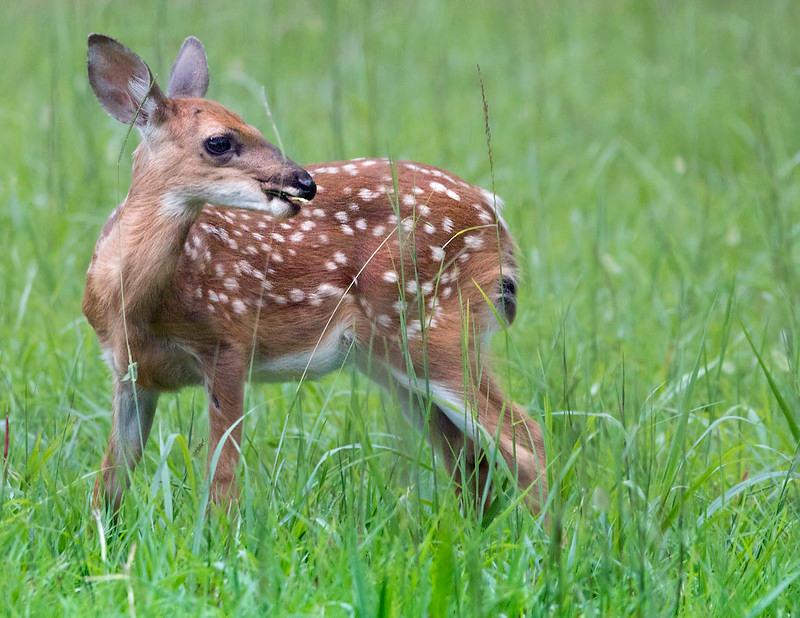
(85, 34, 547, 516)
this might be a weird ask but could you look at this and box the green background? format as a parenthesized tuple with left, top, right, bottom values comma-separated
(1, 0, 800, 615)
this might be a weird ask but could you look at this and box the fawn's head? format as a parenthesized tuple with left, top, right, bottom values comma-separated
(87, 34, 315, 218)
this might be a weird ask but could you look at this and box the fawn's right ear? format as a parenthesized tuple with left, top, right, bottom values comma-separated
(166, 36, 209, 99)
(87, 34, 166, 129)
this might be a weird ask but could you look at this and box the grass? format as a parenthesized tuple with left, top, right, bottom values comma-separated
(2, 0, 800, 614)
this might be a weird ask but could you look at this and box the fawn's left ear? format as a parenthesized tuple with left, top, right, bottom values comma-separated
(87, 33, 166, 129)
(166, 36, 210, 99)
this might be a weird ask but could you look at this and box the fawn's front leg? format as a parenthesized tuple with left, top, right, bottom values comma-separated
(204, 349, 246, 505)
(93, 376, 159, 512)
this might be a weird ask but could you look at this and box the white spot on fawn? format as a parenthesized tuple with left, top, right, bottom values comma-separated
(431, 246, 445, 262)
(318, 283, 344, 297)
(359, 188, 378, 202)
(383, 271, 398, 283)
(377, 314, 391, 328)
(289, 289, 305, 303)
(464, 235, 484, 250)
(233, 300, 246, 314)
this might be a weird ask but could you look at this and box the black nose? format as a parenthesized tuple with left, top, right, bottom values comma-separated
(297, 170, 316, 200)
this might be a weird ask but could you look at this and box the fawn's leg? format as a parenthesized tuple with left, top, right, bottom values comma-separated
(428, 403, 494, 513)
(203, 348, 246, 505)
(432, 367, 548, 515)
(355, 352, 489, 511)
(93, 377, 159, 512)
(398, 321, 548, 515)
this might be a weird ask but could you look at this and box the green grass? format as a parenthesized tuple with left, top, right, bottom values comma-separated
(2, 0, 800, 614)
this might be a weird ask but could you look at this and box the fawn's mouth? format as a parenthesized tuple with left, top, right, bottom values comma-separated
(261, 185, 310, 212)
(261, 182, 309, 204)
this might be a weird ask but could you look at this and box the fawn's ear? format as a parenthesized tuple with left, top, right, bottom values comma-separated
(87, 33, 166, 129)
(166, 36, 209, 99)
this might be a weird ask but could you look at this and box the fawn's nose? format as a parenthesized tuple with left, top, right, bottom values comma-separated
(296, 170, 316, 201)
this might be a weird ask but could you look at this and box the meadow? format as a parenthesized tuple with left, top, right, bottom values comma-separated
(2, 0, 800, 615)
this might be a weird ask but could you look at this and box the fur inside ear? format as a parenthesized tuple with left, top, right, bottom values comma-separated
(167, 36, 210, 99)
(87, 34, 166, 128)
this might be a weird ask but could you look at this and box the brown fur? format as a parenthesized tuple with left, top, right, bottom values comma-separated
(84, 34, 547, 518)
(87, 157, 548, 515)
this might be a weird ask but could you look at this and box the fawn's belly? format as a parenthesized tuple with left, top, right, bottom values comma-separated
(251, 321, 353, 383)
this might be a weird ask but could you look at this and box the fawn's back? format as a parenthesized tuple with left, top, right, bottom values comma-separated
(151, 158, 519, 388)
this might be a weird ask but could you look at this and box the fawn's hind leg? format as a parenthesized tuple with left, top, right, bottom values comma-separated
(430, 368, 548, 515)
(381, 336, 548, 515)
(356, 352, 493, 512)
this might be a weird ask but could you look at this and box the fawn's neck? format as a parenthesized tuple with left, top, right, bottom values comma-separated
(85, 170, 202, 337)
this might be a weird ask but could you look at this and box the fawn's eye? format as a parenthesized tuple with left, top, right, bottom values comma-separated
(204, 135, 232, 156)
